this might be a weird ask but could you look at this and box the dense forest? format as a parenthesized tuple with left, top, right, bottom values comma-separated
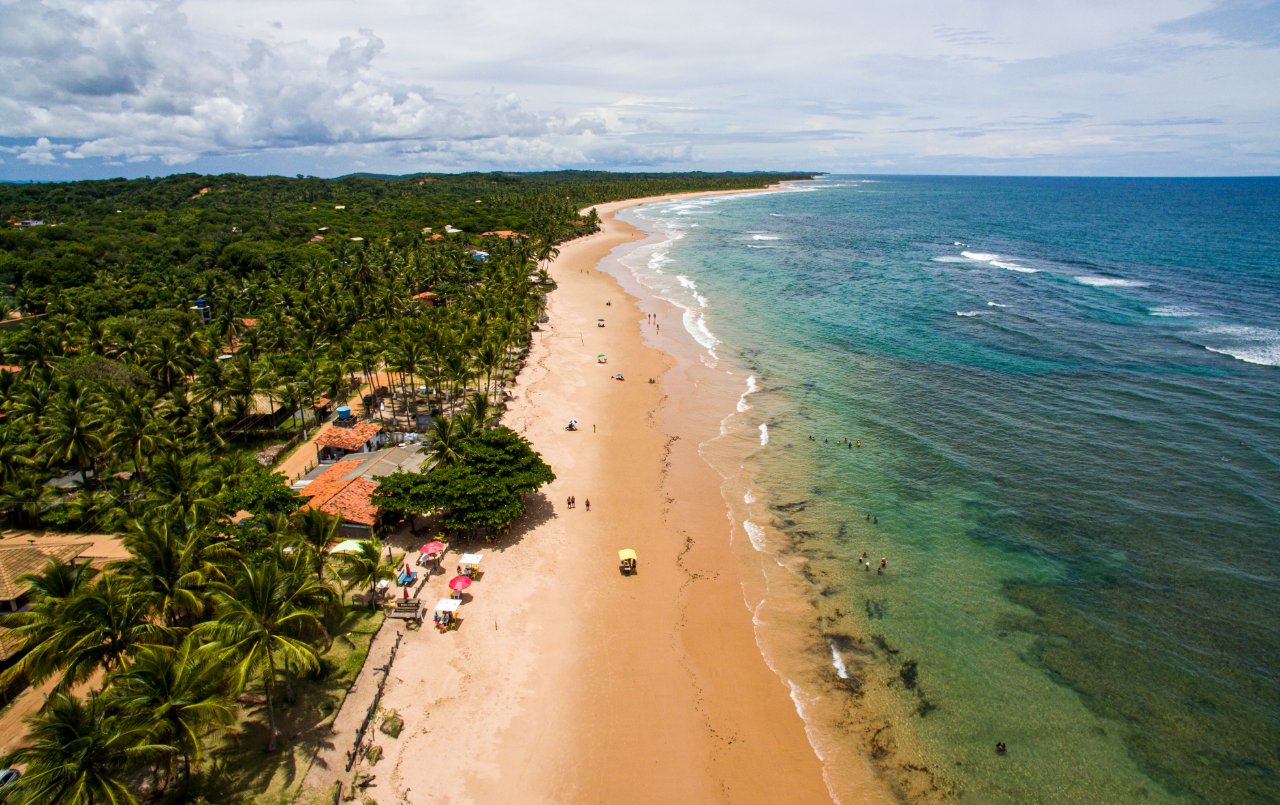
(0, 170, 810, 802)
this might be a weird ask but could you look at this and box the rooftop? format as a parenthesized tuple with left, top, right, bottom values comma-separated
(299, 460, 381, 526)
(0, 542, 93, 602)
(315, 422, 382, 452)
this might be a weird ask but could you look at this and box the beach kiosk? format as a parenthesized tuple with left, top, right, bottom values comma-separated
(433, 598, 462, 632)
(458, 553, 483, 580)
(618, 548, 638, 575)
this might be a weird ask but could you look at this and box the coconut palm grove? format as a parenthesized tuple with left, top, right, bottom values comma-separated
(0, 171, 809, 802)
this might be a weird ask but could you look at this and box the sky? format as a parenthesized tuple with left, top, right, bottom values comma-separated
(1, 0, 1278, 180)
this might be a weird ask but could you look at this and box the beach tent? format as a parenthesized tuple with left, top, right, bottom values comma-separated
(329, 539, 367, 555)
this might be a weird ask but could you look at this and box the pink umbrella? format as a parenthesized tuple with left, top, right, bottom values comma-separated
(421, 541, 445, 556)
(448, 575, 472, 592)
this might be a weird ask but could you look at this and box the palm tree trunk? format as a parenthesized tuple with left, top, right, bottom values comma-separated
(265, 653, 279, 751)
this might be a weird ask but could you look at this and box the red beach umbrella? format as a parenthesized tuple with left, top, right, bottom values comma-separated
(422, 541, 445, 556)
(448, 575, 472, 592)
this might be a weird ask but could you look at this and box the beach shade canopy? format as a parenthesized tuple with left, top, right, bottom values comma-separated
(329, 539, 367, 555)
(597, 354, 605, 359)
(459, 553, 483, 567)
(421, 541, 445, 555)
(434, 598, 462, 614)
(618, 548, 638, 562)
(448, 575, 472, 592)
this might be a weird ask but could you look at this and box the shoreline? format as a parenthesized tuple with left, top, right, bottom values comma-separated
(304, 184, 893, 803)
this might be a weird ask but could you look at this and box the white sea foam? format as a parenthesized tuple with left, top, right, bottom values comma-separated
(747, 244, 776, 249)
(744, 489, 757, 504)
(987, 301, 1009, 307)
(676, 274, 696, 290)
(954, 240, 969, 247)
(829, 641, 850, 679)
(956, 310, 987, 317)
(770, 213, 784, 217)
(683, 308, 720, 350)
(961, 251, 1001, 262)
(1200, 324, 1280, 367)
(1149, 305, 1200, 317)
(752, 234, 780, 241)
(931, 256, 968, 263)
(743, 520, 767, 551)
(759, 423, 769, 445)
(1205, 345, 1280, 366)
(1074, 276, 1151, 288)
(992, 260, 1039, 273)
(737, 375, 759, 412)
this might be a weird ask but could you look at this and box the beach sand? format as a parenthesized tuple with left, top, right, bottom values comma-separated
(306, 191, 898, 803)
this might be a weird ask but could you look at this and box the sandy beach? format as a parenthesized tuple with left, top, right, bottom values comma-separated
(307, 190, 897, 803)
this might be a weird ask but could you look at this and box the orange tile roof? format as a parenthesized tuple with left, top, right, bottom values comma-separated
(481, 230, 525, 239)
(426, 233, 445, 241)
(298, 459, 365, 501)
(240, 317, 258, 327)
(412, 291, 437, 301)
(315, 422, 381, 453)
(299, 461, 380, 527)
(315, 478, 381, 526)
(0, 365, 22, 373)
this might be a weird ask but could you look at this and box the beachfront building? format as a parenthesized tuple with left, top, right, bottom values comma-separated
(298, 459, 382, 539)
(315, 421, 383, 463)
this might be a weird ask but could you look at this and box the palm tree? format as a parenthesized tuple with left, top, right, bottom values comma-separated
(145, 453, 223, 526)
(0, 692, 166, 805)
(193, 560, 331, 750)
(113, 518, 231, 628)
(52, 573, 165, 689)
(425, 414, 469, 469)
(334, 539, 394, 609)
(107, 641, 235, 794)
(0, 472, 55, 528)
(289, 508, 341, 581)
(42, 379, 105, 489)
(0, 559, 91, 689)
(105, 388, 168, 480)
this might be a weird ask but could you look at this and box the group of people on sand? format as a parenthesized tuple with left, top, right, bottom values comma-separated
(566, 496, 590, 512)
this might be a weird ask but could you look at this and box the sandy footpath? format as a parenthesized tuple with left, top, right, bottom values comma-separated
(307, 189, 892, 803)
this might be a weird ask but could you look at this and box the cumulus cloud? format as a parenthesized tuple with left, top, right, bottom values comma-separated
(0, 0, 1277, 177)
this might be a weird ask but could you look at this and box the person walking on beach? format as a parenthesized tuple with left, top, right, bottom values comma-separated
(585, 499, 591, 512)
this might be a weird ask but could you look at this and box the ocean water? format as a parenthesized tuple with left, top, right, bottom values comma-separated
(614, 177, 1280, 804)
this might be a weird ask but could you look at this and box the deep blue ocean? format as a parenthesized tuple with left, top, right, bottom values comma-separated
(617, 177, 1280, 803)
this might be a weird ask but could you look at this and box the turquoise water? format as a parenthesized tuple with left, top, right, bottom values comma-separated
(618, 178, 1280, 803)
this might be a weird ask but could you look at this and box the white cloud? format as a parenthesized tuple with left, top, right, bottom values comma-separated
(0, 0, 1277, 177)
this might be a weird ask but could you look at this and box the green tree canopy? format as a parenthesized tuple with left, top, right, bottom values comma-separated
(373, 426, 553, 532)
